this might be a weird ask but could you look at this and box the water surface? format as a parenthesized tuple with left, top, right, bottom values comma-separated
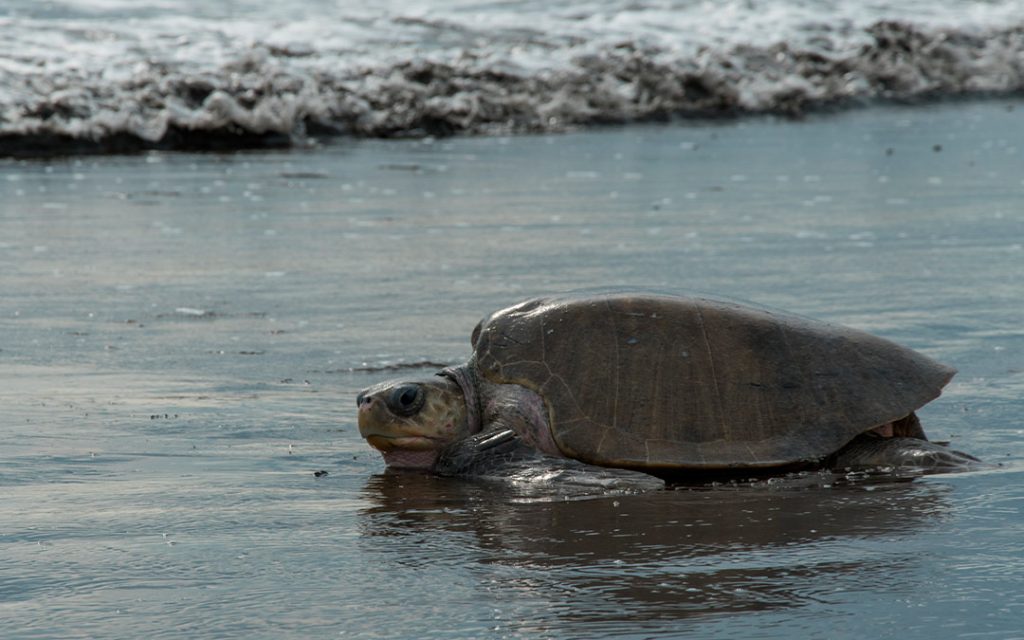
(1, 100, 1023, 638)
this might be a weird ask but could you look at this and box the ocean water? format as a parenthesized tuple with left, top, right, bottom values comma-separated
(2, 0, 1024, 154)
(2, 96, 1023, 638)
(2, 1, 1024, 638)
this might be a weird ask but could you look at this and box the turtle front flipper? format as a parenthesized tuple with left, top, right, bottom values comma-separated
(435, 427, 664, 494)
(829, 435, 987, 473)
(435, 428, 530, 476)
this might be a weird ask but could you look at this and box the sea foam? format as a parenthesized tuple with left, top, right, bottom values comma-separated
(1, 0, 1022, 156)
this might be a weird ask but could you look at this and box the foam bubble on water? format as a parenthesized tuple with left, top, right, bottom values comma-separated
(174, 307, 211, 317)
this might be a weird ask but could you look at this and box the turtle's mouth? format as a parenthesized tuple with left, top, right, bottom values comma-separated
(364, 434, 442, 452)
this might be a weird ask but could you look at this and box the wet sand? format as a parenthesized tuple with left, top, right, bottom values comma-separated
(1, 100, 1023, 639)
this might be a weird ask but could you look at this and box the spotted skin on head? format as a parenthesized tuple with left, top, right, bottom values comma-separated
(357, 376, 469, 469)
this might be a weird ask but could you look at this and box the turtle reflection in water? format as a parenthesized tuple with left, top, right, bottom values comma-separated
(357, 292, 982, 487)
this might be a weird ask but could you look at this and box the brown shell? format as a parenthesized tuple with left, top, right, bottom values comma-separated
(470, 292, 955, 470)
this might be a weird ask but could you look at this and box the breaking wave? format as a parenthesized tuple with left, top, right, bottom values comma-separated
(1, 0, 1022, 156)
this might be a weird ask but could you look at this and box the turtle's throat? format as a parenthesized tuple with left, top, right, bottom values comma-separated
(440, 365, 482, 435)
(381, 448, 440, 469)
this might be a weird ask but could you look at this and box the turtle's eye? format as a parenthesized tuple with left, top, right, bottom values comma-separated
(388, 384, 424, 417)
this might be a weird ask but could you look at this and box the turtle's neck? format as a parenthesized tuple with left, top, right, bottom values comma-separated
(439, 364, 482, 435)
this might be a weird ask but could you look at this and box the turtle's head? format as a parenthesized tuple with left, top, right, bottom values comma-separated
(356, 374, 469, 469)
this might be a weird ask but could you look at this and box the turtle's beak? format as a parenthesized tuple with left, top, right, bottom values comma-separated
(356, 391, 390, 435)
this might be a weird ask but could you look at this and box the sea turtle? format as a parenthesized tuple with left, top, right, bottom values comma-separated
(357, 292, 980, 481)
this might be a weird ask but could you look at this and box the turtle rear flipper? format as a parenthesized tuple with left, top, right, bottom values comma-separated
(830, 435, 987, 473)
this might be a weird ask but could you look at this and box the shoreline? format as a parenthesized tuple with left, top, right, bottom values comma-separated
(3, 92, 1024, 160)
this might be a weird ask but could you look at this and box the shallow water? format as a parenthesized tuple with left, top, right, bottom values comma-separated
(2, 100, 1023, 638)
